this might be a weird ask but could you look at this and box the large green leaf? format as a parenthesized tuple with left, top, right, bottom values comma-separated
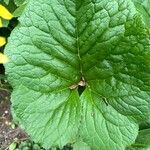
(11, 85, 80, 149)
(80, 88, 138, 150)
(4, 0, 150, 149)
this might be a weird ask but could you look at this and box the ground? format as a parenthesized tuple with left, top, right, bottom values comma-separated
(0, 73, 28, 150)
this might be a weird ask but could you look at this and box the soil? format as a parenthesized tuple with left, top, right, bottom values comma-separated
(0, 78, 28, 150)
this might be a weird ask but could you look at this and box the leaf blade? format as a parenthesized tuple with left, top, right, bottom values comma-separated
(11, 85, 81, 148)
(79, 88, 138, 150)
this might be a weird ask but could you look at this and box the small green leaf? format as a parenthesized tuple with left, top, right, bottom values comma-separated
(3, 0, 9, 5)
(14, 0, 27, 6)
(140, 119, 150, 130)
(13, 3, 27, 17)
(11, 122, 16, 129)
(136, 129, 150, 146)
(126, 129, 150, 150)
(9, 142, 17, 150)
